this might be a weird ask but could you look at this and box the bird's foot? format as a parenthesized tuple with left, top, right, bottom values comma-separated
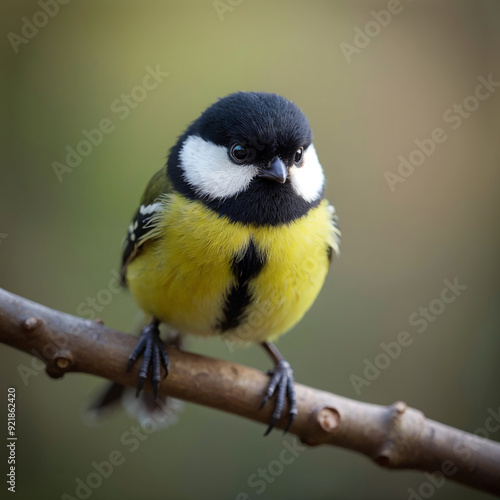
(126, 321, 169, 399)
(260, 359, 298, 436)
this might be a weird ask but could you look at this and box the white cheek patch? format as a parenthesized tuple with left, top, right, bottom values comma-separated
(179, 135, 258, 200)
(289, 144, 325, 203)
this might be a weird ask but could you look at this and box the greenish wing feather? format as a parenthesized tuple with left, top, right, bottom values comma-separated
(120, 167, 172, 285)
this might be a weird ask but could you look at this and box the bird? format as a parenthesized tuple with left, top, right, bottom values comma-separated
(118, 91, 339, 435)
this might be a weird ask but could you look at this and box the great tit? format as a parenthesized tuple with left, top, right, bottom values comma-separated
(121, 92, 340, 435)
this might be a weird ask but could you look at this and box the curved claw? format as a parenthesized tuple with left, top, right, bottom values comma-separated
(264, 418, 278, 437)
(259, 396, 269, 410)
(151, 345, 161, 400)
(284, 410, 297, 434)
(135, 376, 146, 397)
(158, 341, 169, 378)
(284, 376, 298, 434)
(259, 359, 297, 436)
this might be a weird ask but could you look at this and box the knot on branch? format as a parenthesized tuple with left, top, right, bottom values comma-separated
(21, 316, 74, 378)
(46, 350, 74, 378)
(374, 400, 426, 468)
(302, 406, 341, 446)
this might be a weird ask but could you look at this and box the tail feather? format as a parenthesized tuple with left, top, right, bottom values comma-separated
(86, 381, 126, 421)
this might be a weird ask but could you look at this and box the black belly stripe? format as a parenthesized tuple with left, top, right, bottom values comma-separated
(218, 238, 266, 332)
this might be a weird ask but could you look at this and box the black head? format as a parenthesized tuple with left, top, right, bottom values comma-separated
(167, 92, 325, 226)
(191, 92, 312, 169)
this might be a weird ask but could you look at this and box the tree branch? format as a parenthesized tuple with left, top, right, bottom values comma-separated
(0, 286, 499, 496)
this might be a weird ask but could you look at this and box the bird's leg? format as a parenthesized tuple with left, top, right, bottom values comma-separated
(126, 317, 169, 399)
(259, 341, 298, 436)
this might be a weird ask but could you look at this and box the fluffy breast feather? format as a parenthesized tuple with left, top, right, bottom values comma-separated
(126, 194, 338, 342)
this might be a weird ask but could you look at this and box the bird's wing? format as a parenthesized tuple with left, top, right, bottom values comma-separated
(120, 168, 172, 285)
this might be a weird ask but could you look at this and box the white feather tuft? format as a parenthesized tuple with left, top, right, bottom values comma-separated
(289, 144, 325, 203)
(179, 135, 258, 200)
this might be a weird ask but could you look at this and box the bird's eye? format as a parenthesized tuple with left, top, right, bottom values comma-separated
(294, 147, 304, 166)
(230, 144, 250, 164)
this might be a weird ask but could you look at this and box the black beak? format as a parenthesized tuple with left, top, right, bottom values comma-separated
(258, 158, 288, 184)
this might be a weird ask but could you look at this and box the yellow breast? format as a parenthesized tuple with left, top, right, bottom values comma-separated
(126, 194, 333, 343)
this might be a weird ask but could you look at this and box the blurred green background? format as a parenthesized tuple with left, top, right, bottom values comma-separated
(1, 1, 500, 499)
